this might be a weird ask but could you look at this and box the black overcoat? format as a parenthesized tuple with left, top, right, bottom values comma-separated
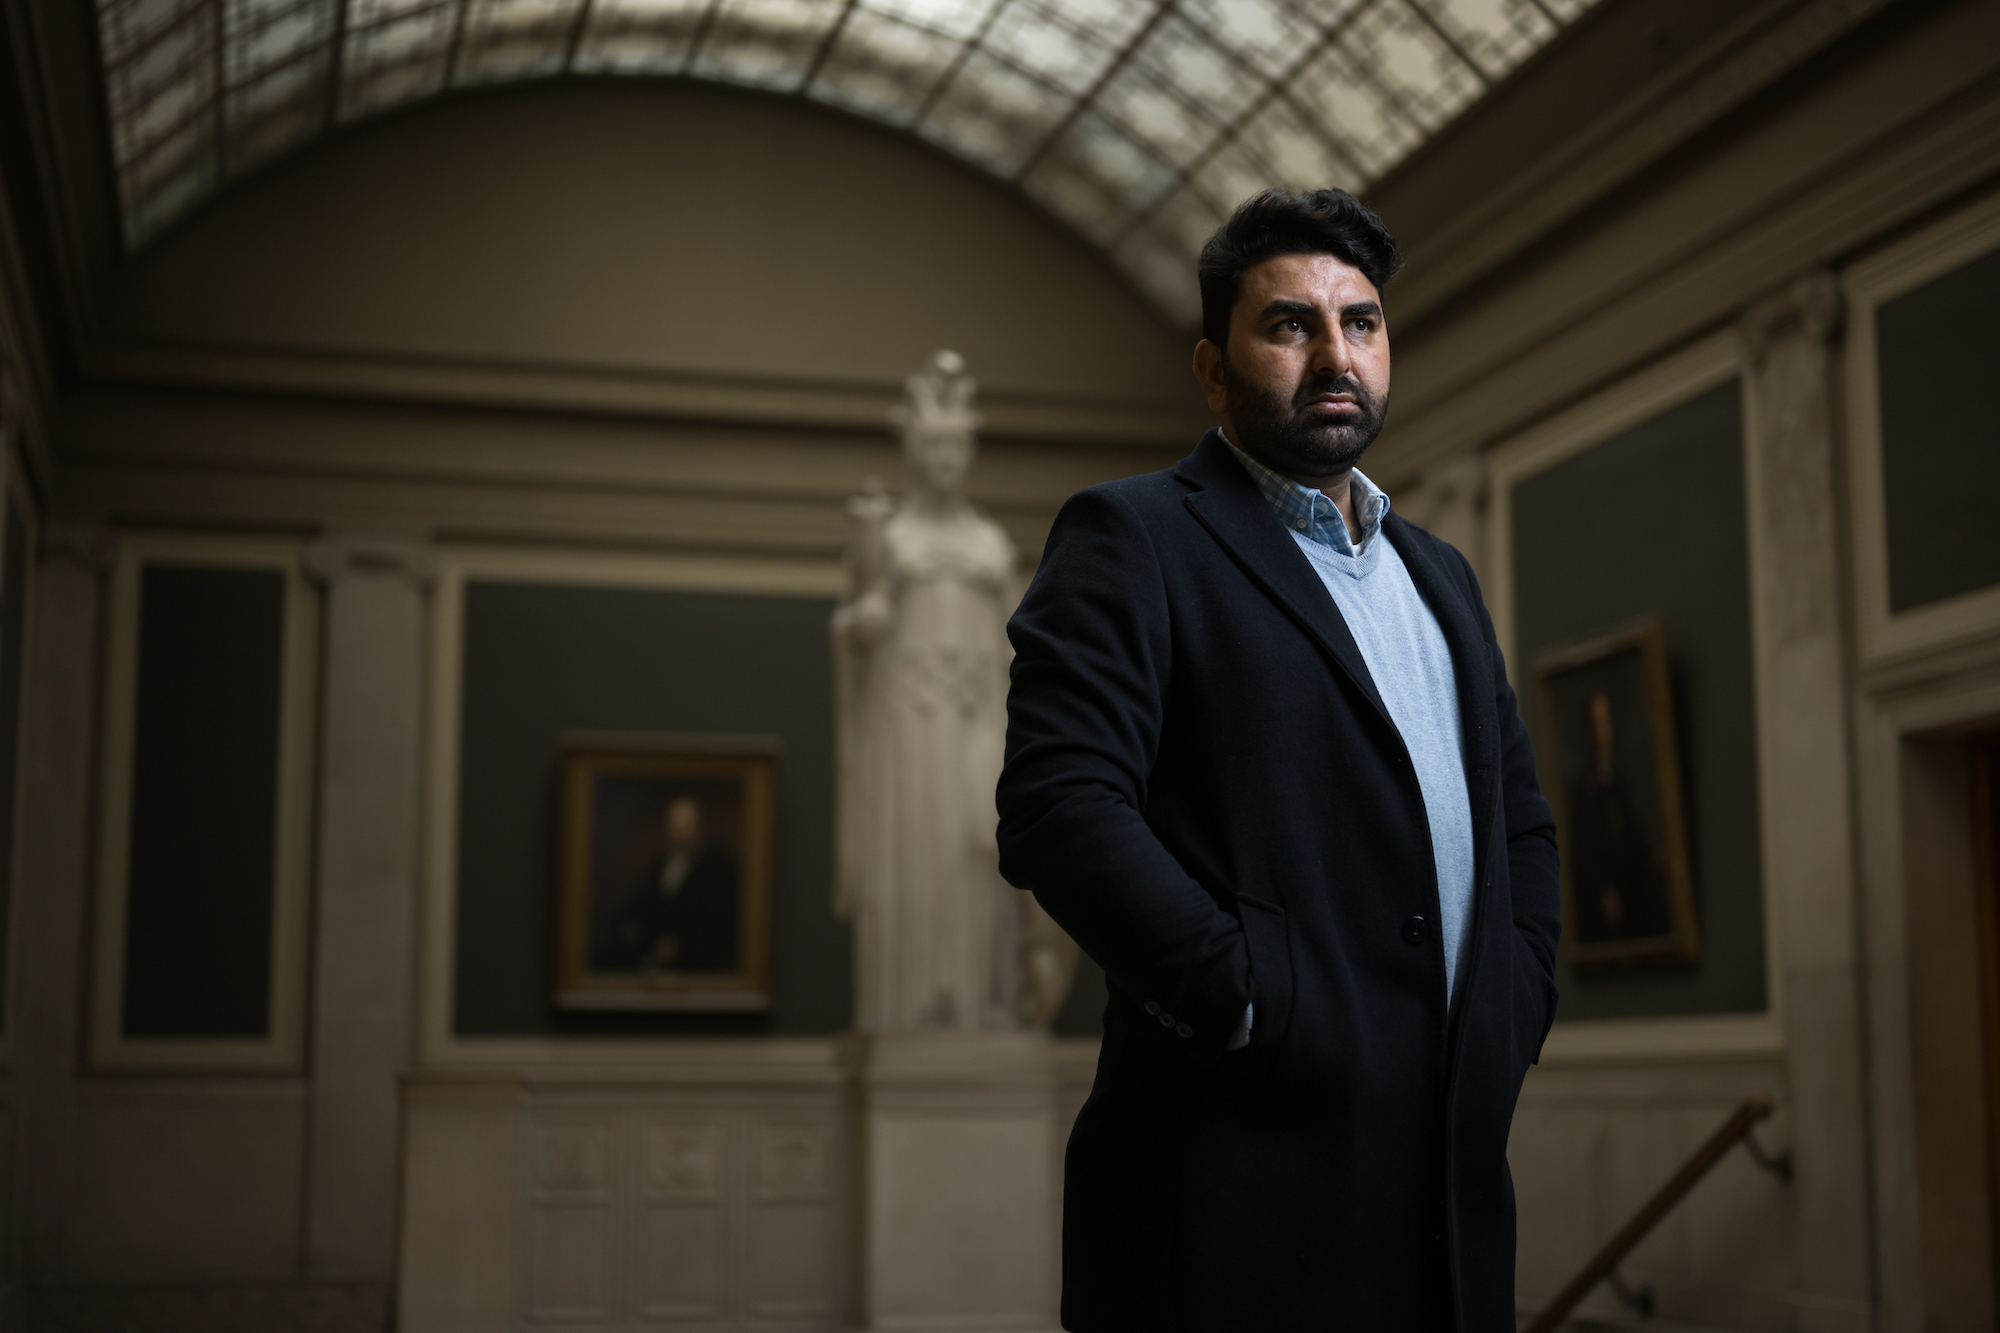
(996, 431, 1561, 1332)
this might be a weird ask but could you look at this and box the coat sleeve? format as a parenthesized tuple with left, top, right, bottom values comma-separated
(997, 485, 1252, 1059)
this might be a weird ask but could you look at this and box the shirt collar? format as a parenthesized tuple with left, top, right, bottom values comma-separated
(1218, 430, 1390, 556)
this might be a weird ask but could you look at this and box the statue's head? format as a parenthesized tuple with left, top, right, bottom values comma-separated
(892, 350, 980, 501)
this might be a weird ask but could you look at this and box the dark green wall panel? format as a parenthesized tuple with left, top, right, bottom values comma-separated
(1512, 379, 1766, 1020)
(1878, 244, 2000, 613)
(454, 581, 848, 1036)
(123, 564, 286, 1038)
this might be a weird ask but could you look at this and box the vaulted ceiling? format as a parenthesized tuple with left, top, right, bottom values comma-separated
(92, 0, 1599, 317)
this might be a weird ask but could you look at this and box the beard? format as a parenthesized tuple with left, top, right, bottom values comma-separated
(1222, 356, 1387, 478)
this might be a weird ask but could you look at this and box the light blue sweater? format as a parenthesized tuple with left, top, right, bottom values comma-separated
(1223, 436, 1478, 1009)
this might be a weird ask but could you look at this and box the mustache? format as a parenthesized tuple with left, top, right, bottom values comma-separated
(1291, 374, 1377, 414)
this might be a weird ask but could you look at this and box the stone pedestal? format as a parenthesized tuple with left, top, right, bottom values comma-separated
(847, 1032, 1059, 1333)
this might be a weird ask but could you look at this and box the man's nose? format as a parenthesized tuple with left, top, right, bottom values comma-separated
(1308, 325, 1354, 380)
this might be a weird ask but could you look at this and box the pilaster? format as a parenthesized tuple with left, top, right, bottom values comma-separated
(1740, 271, 1874, 1331)
(302, 533, 435, 1280)
(14, 528, 111, 1286)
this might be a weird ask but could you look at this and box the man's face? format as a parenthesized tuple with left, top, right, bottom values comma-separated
(665, 798, 702, 851)
(1588, 693, 1615, 766)
(1192, 252, 1391, 483)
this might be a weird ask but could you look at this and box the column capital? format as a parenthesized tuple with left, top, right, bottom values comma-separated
(304, 533, 439, 591)
(1739, 267, 1842, 367)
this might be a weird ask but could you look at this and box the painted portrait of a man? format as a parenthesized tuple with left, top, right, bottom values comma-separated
(1534, 620, 1700, 971)
(554, 739, 776, 1011)
(595, 794, 741, 974)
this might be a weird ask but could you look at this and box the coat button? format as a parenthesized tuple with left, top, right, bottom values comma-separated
(1176, 1023, 1192, 1039)
(1144, 1000, 1161, 1016)
(1402, 915, 1427, 946)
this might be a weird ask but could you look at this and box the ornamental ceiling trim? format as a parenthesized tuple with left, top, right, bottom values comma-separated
(91, 0, 1600, 321)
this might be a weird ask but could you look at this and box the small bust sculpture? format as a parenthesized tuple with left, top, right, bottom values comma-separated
(833, 351, 1078, 1032)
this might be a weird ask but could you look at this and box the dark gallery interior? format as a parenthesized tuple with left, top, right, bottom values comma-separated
(0, 0, 1998, 1329)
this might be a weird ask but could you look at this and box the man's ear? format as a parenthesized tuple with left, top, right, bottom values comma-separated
(1192, 339, 1229, 413)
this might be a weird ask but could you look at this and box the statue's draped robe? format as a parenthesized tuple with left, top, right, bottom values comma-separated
(835, 507, 1019, 1031)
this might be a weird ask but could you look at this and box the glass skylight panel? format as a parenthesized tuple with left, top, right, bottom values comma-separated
(860, 0, 997, 42)
(1095, 65, 1222, 171)
(348, 0, 449, 19)
(1030, 110, 1176, 216)
(1225, 95, 1359, 194)
(103, 4, 215, 166)
(98, 0, 209, 66)
(454, 0, 581, 82)
(1340, 0, 1483, 132)
(1116, 13, 1259, 130)
(223, 0, 333, 86)
(1189, 136, 1272, 213)
(1147, 180, 1228, 254)
(1175, 0, 1319, 80)
(1021, 154, 1134, 246)
(691, 0, 845, 90)
(981, 0, 1143, 98)
(91, 0, 1600, 315)
(1411, 0, 1553, 79)
(224, 48, 330, 169)
(121, 116, 217, 241)
(809, 9, 964, 123)
(571, 0, 712, 74)
(339, 4, 457, 116)
(919, 48, 1073, 173)
(1290, 39, 1418, 175)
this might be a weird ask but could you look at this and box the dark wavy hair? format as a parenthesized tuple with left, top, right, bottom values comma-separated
(1197, 189, 1402, 347)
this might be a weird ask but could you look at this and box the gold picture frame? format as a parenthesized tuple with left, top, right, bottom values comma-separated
(1533, 618, 1701, 974)
(554, 732, 777, 1011)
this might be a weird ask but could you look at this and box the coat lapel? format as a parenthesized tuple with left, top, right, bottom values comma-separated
(1384, 512, 1501, 859)
(1176, 431, 1392, 727)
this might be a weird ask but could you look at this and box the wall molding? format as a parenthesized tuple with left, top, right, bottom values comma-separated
(1394, 0, 1901, 328)
(78, 340, 1207, 449)
(88, 531, 319, 1072)
(1851, 655, 2000, 1332)
(25, 1282, 390, 1333)
(0, 441, 39, 1066)
(417, 544, 846, 1073)
(1486, 333, 1786, 1065)
(1376, 12, 2000, 491)
(1841, 187, 2000, 673)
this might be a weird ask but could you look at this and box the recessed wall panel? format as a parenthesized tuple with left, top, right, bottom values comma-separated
(1877, 244, 2000, 614)
(1511, 380, 1766, 1021)
(122, 564, 286, 1038)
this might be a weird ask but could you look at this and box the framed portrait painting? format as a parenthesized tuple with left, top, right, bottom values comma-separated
(553, 732, 777, 1011)
(1533, 619, 1701, 973)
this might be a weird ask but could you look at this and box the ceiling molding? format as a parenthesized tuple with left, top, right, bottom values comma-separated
(1371, 26, 2000, 489)
(1390, 0, 1903, 331)
(79, 338, 1210, 448)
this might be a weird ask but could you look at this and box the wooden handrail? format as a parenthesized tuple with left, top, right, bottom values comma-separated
(1522, 1097, 1778, 1333)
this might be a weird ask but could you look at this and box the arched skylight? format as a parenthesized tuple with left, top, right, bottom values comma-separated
(94, 0, 1599, 319)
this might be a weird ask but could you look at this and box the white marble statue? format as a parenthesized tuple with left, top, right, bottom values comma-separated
(833, 350, 1079, 1033)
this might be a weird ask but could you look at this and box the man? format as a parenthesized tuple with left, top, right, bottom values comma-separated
(601, 796, 741, 973)
(1569, 691, 1670, 944)
(996, 189, 1560, 1331)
